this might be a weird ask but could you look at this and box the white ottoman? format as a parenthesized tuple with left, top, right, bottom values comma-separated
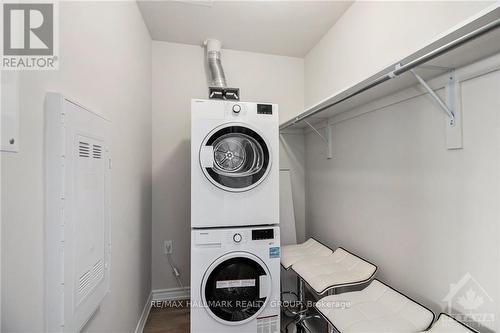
(423, 313, 478, 333)
(292, 247, 377, 294)
(281, 238, 333, 270)
(316, 279, 435, 332)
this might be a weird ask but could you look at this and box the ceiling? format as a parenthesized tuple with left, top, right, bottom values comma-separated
(137, 1, 353, 57)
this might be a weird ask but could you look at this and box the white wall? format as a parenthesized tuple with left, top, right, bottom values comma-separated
(301, 3, 499, 331)
(305, 57, 500, 331)
(152, 41, 304, 290)
(304, 1, 494, 108)
(1, 2, 152, 332)
(279, 130, 306, 243)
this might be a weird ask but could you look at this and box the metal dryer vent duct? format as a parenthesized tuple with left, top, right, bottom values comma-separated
(204, 39, 239, 100)
(205, 39, 227, 88)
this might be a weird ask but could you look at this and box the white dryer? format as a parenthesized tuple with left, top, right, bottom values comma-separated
(191, 99, 279, 228)
(190, 226, 280, 333)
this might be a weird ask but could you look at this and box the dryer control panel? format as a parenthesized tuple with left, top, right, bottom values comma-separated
(257, 104, 273, 115)
(219, 100, 278, 122)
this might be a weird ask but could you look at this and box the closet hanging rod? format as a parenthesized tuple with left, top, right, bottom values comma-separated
(280, 10, 500, 131)
(392, 17, 500, 76)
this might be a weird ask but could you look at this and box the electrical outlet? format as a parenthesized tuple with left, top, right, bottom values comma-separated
(164, 240, 173, 254)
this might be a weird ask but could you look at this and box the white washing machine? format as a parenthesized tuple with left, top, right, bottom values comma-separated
(190, 226, 280, 333)
(191, 99, 279, 228)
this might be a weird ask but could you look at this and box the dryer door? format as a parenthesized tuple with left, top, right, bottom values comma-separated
(201, 252, 272, 325)
(200, 124, 271, 192)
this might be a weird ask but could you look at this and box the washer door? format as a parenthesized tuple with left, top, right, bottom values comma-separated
(199, 124, 271, 192)
(201, 252, 272, 325)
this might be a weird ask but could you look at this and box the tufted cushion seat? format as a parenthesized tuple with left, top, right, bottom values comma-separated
(292, 247, 377, 294)
(316, 279, 435, 332)
(422, 313, 478, 333)
(280, 238, 333, 270)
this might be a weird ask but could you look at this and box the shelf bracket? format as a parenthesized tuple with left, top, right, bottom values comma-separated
(410, 69, 455, 126)
(410, 68, 463, 149)
(304, 120, 332, 159)
(445, 70, 463, 149)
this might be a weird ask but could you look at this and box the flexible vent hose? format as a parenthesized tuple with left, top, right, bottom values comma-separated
(205, 39, 227, 88)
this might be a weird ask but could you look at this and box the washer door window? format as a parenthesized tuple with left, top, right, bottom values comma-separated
(200, 124, 271, 192)
(202, 252, 271, 325)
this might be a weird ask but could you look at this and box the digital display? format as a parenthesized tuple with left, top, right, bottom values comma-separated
(252, 229, 274, 240)
(257, 104, 273, 115)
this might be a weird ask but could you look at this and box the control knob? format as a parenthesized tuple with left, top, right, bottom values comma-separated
(232, 104, 241, 113)
(233, 233, 242, 243)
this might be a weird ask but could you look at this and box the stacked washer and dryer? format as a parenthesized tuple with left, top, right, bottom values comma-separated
(190, 99, 281, 333)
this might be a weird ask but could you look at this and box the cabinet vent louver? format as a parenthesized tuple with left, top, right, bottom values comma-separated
(78, 270, 92, 295)
(93, 259, 104, 281)
(79, 141, 90, 158)
(93, 144, 102, 159)
(77, 259, 105, 300)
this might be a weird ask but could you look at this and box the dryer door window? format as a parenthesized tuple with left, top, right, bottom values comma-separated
(202, 253, 271, 325)
(200, 124, 271, 192)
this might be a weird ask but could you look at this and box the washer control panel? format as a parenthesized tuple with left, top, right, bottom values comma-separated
(225, 227, 277, 245)
(252, 228, 274, 240)
(195, 227, 279, 247)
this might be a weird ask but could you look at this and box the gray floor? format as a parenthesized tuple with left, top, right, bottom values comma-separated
(144, 301, 190, 333)
(143, 302, 326, 333)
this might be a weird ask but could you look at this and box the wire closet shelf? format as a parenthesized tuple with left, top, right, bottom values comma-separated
(279, 6, 500, 131)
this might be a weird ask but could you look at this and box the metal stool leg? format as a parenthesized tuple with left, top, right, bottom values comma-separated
(296, 278, 307, 333)
(327, 288, 336, 333)
(283, 276, 309, 332)
(281, 273, 302, 317)
(296, 274, 303, 308)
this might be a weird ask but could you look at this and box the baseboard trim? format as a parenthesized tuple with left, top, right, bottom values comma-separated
(134, 291, 153, 333)
(152, 287, 190, 301)
(134, 287, 190, 333)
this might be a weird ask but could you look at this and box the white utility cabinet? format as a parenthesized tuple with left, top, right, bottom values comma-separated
(44, 93, 111, 333)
